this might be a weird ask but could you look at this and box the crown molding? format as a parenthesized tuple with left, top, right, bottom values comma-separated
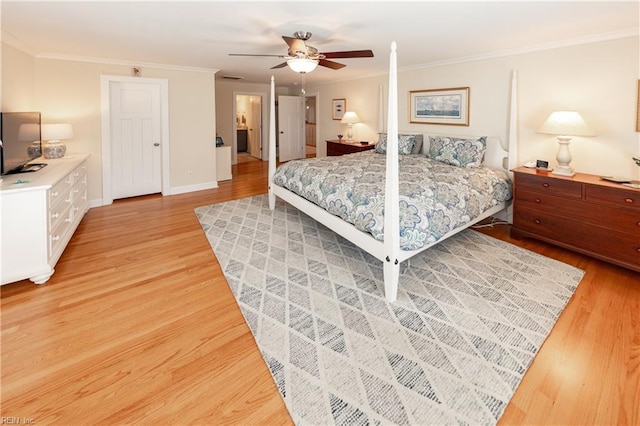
(1, 30, 39, 56)
(401, 27, 640, 73)
(35, 53, 219, 74)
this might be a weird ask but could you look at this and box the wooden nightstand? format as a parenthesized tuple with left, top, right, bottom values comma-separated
(511, 167, 640, 272)
(326, 139, 375, 156)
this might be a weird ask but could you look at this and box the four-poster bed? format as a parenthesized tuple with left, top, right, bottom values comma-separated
(268, 42, 516, 302)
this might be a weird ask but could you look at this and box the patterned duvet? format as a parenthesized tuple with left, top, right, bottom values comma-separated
(272, 151, 512, 250)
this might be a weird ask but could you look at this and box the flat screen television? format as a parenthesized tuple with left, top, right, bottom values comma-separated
(1, 112, 46, 175)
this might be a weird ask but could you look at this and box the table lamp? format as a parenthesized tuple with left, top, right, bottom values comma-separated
(42, 123, 73, 159)
(341, 111, 360, 142)
(537, 111, 595, 177)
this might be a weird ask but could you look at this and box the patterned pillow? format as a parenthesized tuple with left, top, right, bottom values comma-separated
(428, 136, 487, 168)
(375, 133, 416, 155)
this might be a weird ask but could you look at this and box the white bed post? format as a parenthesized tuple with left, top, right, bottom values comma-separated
(268, 76, 277, 210)
(506, 70, 518, 223)
(383, 41, 400, 303)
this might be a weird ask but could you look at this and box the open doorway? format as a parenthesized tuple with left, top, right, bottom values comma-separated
(234, 93, 263, 164)
(305, 94, 318, 158)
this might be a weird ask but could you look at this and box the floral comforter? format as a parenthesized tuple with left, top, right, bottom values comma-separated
(272, 151, 512, 250)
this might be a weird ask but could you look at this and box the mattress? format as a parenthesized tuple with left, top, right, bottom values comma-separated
(272, 151, 512, 251)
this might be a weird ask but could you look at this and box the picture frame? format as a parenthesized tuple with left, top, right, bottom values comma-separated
(332, 98, 346, 120)
(409, 87, 470, 126)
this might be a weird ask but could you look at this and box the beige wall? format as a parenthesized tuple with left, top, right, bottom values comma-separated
(2, 42, 217, 205)
(2, 44, 36, 111)
(308, 36, 640, 178)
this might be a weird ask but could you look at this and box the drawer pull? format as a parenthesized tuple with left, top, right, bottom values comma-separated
(535, 198, 542, 203)
(51, 191, 59, 197)
(534, 219, 542, 224)
(52, 235, 60, 242)
(542, 183, 550, 188)
(624, 198, 634, 204)
(51, 212, 59, 219)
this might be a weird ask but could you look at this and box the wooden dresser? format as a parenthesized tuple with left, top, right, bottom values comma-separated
(511, 167, 640, 272)
(326, 139, 375, 156)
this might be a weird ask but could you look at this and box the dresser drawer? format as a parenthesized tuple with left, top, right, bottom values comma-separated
(514, 207, 640, 268)
(49, 196, 72, 231)
(516, 188, 640, 235)
(49, 177, 72, 207)
(515, 172, 582, 198)
(585, 185, 640, 211)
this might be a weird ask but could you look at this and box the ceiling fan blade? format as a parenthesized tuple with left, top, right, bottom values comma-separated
(271, 62, 288, 69)
(282, 36, 308, 56)
(321, 50, 374, 59)
(229, 53, 285, 58)
(319, 58, 346, 70)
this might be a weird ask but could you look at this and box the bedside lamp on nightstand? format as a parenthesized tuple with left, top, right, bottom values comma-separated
(341, 111, 360, 142)
(537, 111, 595, 177)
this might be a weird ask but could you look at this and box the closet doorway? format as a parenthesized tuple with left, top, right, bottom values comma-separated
(234, 93, 263, 163)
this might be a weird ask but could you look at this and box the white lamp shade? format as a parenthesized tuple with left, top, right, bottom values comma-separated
(42, 123, 74, 141)
(341, 111, 360, 124)
(17, 123, 40, 141)
(537, 111, 595, 137)
(287, 58, 318, 73)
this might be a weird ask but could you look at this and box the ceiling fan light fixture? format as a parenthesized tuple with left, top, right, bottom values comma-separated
(287, 58, 318, 73)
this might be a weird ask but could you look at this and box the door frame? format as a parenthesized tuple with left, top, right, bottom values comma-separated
(305, 92, 320, 157)
(232, 90, 267, 164)
(100, 75, 170, 205)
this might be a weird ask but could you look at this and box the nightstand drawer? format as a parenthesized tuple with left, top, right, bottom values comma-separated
(516, 173, 582, 198)
(585, 185, 640, 211)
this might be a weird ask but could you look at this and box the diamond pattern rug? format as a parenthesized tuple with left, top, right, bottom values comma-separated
(195, 195, 584, 425)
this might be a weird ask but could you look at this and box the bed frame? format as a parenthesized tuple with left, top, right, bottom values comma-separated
(268, 42, 518, 302)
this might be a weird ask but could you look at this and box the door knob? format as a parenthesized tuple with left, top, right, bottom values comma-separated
(280, 131, 284, 134)
(154, 143, 160, 146)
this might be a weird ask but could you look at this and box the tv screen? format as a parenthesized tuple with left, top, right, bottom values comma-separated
(0, 112, 42, 175)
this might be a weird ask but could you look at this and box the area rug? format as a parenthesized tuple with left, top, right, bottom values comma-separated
(195, 195, 584, 425)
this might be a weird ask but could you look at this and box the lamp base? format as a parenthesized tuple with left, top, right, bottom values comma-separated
(552, 165, 575, 177)
(44, 143, 66, 159)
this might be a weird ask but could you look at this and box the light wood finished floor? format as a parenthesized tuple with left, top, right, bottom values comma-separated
(2, 160, 638, 425)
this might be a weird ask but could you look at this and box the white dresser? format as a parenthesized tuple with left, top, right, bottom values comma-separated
(1, 153, 90, 285)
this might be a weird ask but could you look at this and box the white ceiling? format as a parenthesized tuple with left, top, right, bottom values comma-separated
(2, 1, 639, 87)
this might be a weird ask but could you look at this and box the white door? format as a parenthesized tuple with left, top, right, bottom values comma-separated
(248, 96, 262, 159)
(278, 95, 305, 162)
(109, 82, 162, 199)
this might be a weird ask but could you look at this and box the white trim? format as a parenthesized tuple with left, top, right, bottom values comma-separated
(100, 75, 170, 205)
(169, 181, 218, 196)
(38, 52, 218, 74)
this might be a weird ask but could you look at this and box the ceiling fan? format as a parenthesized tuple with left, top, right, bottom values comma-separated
(229, 31, 374, 73)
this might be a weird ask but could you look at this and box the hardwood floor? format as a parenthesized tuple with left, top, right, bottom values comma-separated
(2, 160, 638, 425)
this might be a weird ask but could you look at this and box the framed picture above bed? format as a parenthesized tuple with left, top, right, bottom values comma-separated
(409, 87, 470, 126)
(332, 98, 346, 120)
